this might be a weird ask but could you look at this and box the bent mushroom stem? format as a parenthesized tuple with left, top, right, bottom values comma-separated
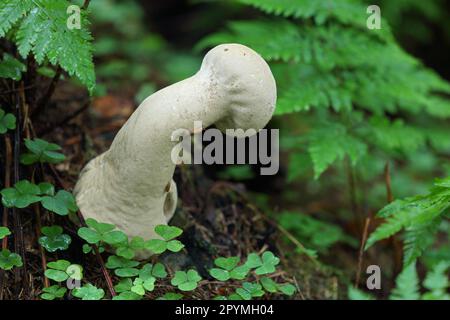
(74, 44, 277, 258)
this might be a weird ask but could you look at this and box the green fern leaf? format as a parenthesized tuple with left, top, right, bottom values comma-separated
(307, 123, 367, 179)
(389, 263, 420, 300)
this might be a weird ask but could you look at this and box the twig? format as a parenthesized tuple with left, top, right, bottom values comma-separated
(355, 217, 371, 288)
(33, 204, 50, 288)
(347, 159, 362, 232)
(82, 0, 91, 9)
(384, 161, 402, 272)
(0, 135, 13, 299)
(33, 67, 62, 117)
(0, 85, 36, 96)
(384, 161, 393, 203)
(1, 136, 12, 250)
(248, 203, 320, 267)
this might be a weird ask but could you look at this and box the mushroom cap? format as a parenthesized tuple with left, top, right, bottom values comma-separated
(200, 43, 277, 137)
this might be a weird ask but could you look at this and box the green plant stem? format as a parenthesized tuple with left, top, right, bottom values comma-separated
(0, 135, 13, 299)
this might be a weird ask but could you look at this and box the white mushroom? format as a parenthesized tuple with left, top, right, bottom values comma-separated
(74, 44, 277, 255)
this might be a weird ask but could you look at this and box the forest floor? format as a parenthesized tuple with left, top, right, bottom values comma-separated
(0, 82, 339, 300)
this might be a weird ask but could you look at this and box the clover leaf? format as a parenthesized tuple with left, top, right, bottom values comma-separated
(0, 226, 11, 240)
(40, 285, 67, 300)
(78, 218, 127, 246)
(105, 255, 139, 278)
(38, 182, 55, 196)
(72, 284, 105, 300)
(215, 257, 239, 270)
(235, 282, 265, 300)
(20, 138, 66, 165)
(1, 180, 41, 208)
(157, 293, 183, 300)
(114, 279, 133, 293)
(245, 251, 280, 275)
(39, 225, 71, 252)
(105, 255, 139, 269)
(209, 256, 249, 281)
(131, 277, 156, 295)
(41, 190, 78, 216)
(116, 236, 146, 259)
(171, 269, 202, 291)
(112, 291, 142, 300)
(145, 225, 184, 254)
(45, 260, 83, 282)
(139, 263, 167, 279)
(155, 225, 183, 240)
(0, 249, 23, 270)
(0, 109, 16, 134)
(277, 283, 296, 296)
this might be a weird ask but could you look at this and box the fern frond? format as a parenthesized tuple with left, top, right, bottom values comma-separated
(422, 261, 449, 300)
(0, 0, 34, 37)
(236, 0, 376, 30)
(2, 0, 95, 92)
(307, 123, 367, 179)
(403, 218, 441, 267)
(389, 263, 420, 300)
(368, 117, 426, 154)
(366, 178, 450, 262)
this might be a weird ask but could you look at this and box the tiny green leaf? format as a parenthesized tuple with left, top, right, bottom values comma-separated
(72, 284, 105, 300)
(40, 285, 67, 300)
(167, 240, 184, 252)
(115, 267, 140, 278)
(0, 109, 16, 134)
(155, 225, 183, 241)
(39, 225, 71, 252)
(1, 180, 41, 208)
(0, 226, 11, 240)
(0, 249, 23, 270)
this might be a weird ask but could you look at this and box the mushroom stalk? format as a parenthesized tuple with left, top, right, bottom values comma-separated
(74, 44, 277, 253)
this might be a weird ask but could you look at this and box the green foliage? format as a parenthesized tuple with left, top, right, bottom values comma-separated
(260, 277, 296, 296)
(422, 262, 450, 300)
(39, 225, 71, 252)
(41, 190, 78, 216)
(0, 54, 26, 80)
(235, 282, 265, 300)
(40, 285, 67, 300)
(0, 108, 16, 134)
(350, 261, 449, 300)
(347, 286, 375, 300)
(245, 251, 280, 275)
(112, 291, 142, 300)
(105, 255, 139, 278)
(390, 263, 420, 300)
(78, 218, 127, 245)
(146, 225, 185, 254)
(0, 226, 11, 240)
(72, 284, 105, 300)
(157, 293, 183, 300)
(279, 212, 357, 255)
(0, 249, 23, 270)
(1, 180, 42, 208)
(45, 260, 83, 282)
(20, 138, 66, 165)
(0, 0, 96, 92)
(209, 256, 250, 281)
(366, 177, 450, 266)
(171, 269, 202, 291)
(199, 0, 450, 180)
(1, 180, 76, 215)
(115, 236, 146, 259)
